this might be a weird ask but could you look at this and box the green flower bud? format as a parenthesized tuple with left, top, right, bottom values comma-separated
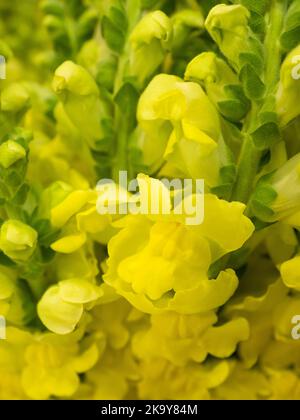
(1, 83, 30, 113)
(185, 52, 250, 122)
(251, 154, 300, 223)
(276, 45, 300, 127)
(53, 60, 99, 100)
(0, 140, 26, 169)
(129, 10, 173, 86)
(0, 220, 38, 262)
(77, 39, 117, 91)
(205, 4, 251, 67)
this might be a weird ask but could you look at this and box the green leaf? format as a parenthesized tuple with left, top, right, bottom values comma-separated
(239, 0, 270, 15)
(102, 16, 126, 53)
(0, 251, 16, 267)
(240, 64, 265, 100)
(101, 4, 128, 53)
(77, 9, 99, 42)
(281, 0, 300, 51)
(251, 121, 281, 149)
(12, 183, 30, 205)
(96, 58, 118, 92)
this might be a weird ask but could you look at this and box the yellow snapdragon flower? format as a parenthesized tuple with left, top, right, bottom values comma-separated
(133, 311, 249, 366)
(138, 359, 230, 400)
(104, 176, 254, 314)
(22, 330, 99, 399)
(137, 74, 223, 186)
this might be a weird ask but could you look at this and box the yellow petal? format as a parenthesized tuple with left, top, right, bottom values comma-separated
(38, 286, 83, 335)
(51, 232, 87, 254)
(58, 278, 101, 304)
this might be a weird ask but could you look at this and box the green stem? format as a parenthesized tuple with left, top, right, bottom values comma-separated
(231, 132, 260, 203)
(112, 1, 141, 182)
(112, 51, 130, 181)
(232, 0, 286, 204)
(264, 0, 287, 93)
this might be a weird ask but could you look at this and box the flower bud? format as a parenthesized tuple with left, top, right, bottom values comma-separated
(53, 61, 103, 146)
(205, 4, 250, 68)
(129, 11, 173, 86)
(0, 220, 38, 262)
(1, 83, 30, 113)
(137, 73, 222, 187)
(0, 140, 26, 169)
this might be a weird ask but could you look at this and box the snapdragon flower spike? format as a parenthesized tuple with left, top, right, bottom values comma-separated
(185, 52, 250, 122)
(4, 0, 300, 401)
(206, 3, 283, 151)
(251, 153, 300, 223)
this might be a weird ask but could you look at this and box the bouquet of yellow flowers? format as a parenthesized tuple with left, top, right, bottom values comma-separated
(1, 0, 300, 400)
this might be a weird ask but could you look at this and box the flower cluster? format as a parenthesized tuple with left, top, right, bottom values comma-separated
(1, 0, 300, 401)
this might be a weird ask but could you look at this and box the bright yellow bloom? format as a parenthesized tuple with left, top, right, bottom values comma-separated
(212, 363, 270, 400)
(22, 330, 99, 399)
(133, 311, 249, 366)
(38, 278, 102, 334)
(104, 177, 254, 314)
(138, 359, 230, 400)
